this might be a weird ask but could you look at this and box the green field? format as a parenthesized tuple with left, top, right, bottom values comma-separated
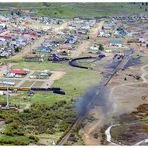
(0, 60, 101, 109)
(0, 91, 28, 108)
(0, 3, 147, 18)
(12, 61, 100, 105)
(20, 80, 34, 88)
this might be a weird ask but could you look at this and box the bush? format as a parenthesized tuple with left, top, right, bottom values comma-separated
(14, 140, 29, 145)
(29, 135, 39, 142)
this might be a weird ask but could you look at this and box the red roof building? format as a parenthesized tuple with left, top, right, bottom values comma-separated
(10, 69, 27, 75)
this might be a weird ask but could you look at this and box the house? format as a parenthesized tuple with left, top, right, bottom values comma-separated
(139, 38, 146, 43)
(114, 31, 120, 38)
(0, 51, 11, 58)
(99, 31, 110, 37)
(77, 28, 88, 35)
(110, 39, 122, 47)
(0, 80, 15, 86)
(37, 46, 52, 52)
(99, 31, 105, 37)
(90, 46, 98, 51)
(24, 55, 44, 62)
(10, 69, 28, 75)
(65, 36, 77, 44)
(30, 71, 52, 79)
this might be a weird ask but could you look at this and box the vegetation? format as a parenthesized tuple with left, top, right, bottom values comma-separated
(98, 44, 104, 51)
(0, 3, 148, 18)
(0, 100, 77, 145)
(13, 61, 100, 99)
(109, 104, 148, 145)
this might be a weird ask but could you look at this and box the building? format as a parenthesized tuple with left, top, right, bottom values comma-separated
(110, 39, 122, 47)
(10, 69, 28, 75)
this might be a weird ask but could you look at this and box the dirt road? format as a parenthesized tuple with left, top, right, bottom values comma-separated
(141, 64, 148, 83)
(70, 41, 90, 58)
(70, 21, 104, 59)
(89, 21, 104, 40)
(82, 107, 105, 145)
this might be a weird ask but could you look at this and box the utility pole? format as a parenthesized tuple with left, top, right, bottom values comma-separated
(6, 84, 9, 109)
(6, 64, 9, 110)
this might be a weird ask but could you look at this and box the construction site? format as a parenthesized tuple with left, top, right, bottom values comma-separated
(0, 2, 147, 146)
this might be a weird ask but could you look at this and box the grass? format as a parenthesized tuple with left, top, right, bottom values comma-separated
(30, 93, 70, 106)
(0, 3, 147, 18)
(37, 3, 148, 18)
(11, 60, 100, 105)
(141, 116, 148, 121)
(37, 132, 63, 145)
(144, 66, 148, 72)
(0, 135, 30, 145)
(104, 47, 127, 51)
(12, 61, 67, 71)
(53, 67, 100, 97)
(141, 56, 148, 65)
(2, 60, 100, 108)
(32, 81, 44, 88)
(0, 91, 28, 108)
(20, 81, 34, 88)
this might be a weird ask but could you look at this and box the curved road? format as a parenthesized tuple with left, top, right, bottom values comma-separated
(105, 124, 148, 146)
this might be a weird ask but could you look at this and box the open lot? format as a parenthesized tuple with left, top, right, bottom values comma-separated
(0, 69, 65, 89)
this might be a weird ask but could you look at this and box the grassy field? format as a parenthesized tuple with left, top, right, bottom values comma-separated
(0, 57, 101, 110)
(12, 61, 66, 71)
(0, 91, 28, 108)
(0, 3, 147, 18)
(0, 135, 32, 145)
(10, 61, 100, 106)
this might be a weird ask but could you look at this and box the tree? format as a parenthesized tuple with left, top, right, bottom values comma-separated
(98, 44, 104, 51)
(14, 47, 21, 53)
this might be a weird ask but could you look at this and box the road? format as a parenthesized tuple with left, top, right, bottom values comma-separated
(70, 41, 90, 58)
(89, 21, 104, 40)
(70, 21, 104, 58)
(141, 64, 148, 83)
(105, 123, 148, 146)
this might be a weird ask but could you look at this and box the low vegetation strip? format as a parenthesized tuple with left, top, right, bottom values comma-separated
(0, 101, 77, 145)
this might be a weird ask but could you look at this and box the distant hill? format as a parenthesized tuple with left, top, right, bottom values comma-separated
(0, 3, 147, 18)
